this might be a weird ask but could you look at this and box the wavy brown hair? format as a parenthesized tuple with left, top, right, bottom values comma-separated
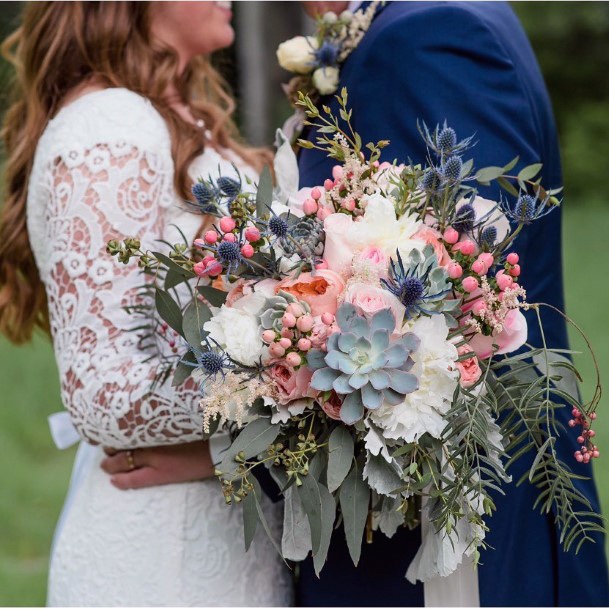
(0, 1, 271, 344)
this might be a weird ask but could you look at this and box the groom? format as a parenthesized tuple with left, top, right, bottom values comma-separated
(294, 1, 609, 607)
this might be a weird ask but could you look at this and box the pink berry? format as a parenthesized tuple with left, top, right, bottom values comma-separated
(316, 259, 329, 270)
(589, 430, 596, 438)
(332, 165, 344, 181)
(206, 262, 222, 278)
(472, 300, 487, 316)
(262, 330, 276, 344)
(286, 352, 302, 367)
(205, 231, 219, 244)
(454, 240, 476, 256)
(568, 419, 577, 428)
(462, 276, 479, 293)
(591, 412, 598, 420)
(479, 253, 494, 268)
(447, 262, 463, 279)
(324, 179, 335, 191)
(509, 264, 521, 277)
(593, 450, 600, 458)
(317, 207, 331, 221)
(372, 160, 380, 169)
(219, 217, 236, 233)
(223, 233, 236, 243)
(281, 328, 294, 339)
(575, 451, 584, 463)
(297, 315, 314, 333)
(472, 260, 487, 276)
(193, 238, 206, 248)
(577, 436, 585, 444)
(311, 187, 322, 201)
(496, 271, 513, 291)
(241, 244, 255, 258)
(297, 338, 312, 351)
(572, 407, 581, 417)
(303, 198, 318, 215)
(268, 343, 286, 358)
(443, 227, 460, 245)
(342, 199, 356, 212)
(583, 453, 591, 463)
(282, 313, 297, 328)
(286, 303, 305, 318)
(507, 252, 519, 265)
(244, 227, 261, 242)
(321, 312, 335, 325)
(193, 261, 207, 277)
(279, 337, 292, 349)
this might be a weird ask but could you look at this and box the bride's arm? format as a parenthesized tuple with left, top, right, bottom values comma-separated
(44, 141, 204, 449)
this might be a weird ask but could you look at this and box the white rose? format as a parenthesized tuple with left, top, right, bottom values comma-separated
(203, 305, 265, 366)
(276, 36, 317, 74)
(312, 67, 340, 95)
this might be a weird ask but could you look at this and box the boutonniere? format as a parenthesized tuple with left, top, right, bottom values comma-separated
(277, 2, 382, 108)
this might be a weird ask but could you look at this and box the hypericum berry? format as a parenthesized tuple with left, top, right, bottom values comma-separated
(496, 270, 513, 291)
(286, 303, 305, 318)
(219, 216, 236, 233)
(317, 207, 331, 221)
(262, 330, 276, 344)
(509, 264, 521, 277)
(279, 337, 292, 349)
(297, 338, 312, 351)
(296, 315, 314, 333)
(507, 252, 520, 265)
(269, 343, 286, 358)
(240, 244, 255, 258)
(472, 259, 487, 276)
(453, 239, 477, 256)
(447, 262, 463, 279)
(204, 230, 219, 244)
(332, 165, 344, 181)
(478, 252, 494, 268)
(342, 199, 356, 212)
(441, 155, 463, 183)
(472, 300, 487, 316)
(462, 276, 479, 293)
(269, 215, 289, 238)
(303, 198, 318, 215)
(443, 227, 460, 245)
(223, 233, 236, 243)
(311, 187, 322, 201)
(437, 126, 457, 153)
(324, 179, 334, 191)
(281, 313, 297, 328)
(193, 238, 206, 248)
(321, 312, 335, 325)
(244, 227, 261, 242)
(286, 352, 302, 367)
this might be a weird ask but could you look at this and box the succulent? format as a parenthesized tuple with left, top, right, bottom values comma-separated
(260, 290, 311, 333)
(308, 303, 420, 425)
(382, 245, 459, 319)
(282, 215, 325, 261)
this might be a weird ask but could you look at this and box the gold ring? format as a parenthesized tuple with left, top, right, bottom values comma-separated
(126, 450, 136, 471)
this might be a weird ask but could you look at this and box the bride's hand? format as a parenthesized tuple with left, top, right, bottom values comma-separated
(101, 441, 214, 490)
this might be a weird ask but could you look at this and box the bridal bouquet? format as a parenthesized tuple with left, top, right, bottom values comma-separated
(108, 90, 603, 582)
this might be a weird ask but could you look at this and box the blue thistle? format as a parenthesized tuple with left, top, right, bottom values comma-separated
(418, 120, 476, 157)
(269, 215, 289, 238)
(441, 155, 463, 183)
(480, 226, 497, 248)
(190, 181, 218, 214)
(217, 241, 241, 264)
(502, 193, 557, 225)
(193, 338, 234, 382)
(199, 351, 226, 376)
(421, 169, 441, 193)
(453, 203, 476, 234)
(437, 126, 457, 153)
(217, 176, 241, 201)
(315, 41, 340, 68)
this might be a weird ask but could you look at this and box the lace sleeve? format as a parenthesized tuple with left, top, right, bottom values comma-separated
(42, 142, 204, 449)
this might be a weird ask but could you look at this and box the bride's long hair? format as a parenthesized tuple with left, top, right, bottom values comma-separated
(0, 1, 271, 344)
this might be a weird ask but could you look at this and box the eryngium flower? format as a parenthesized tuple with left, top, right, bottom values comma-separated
(308, 303, 420, 424)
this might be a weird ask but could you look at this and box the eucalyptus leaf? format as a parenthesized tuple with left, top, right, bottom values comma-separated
(152, 251, 193, 277)
(196, 285, 228, 307)
(250, 476, 283, 558)
(172, 351, 197, 387)
(281, 485, 312, 561)
(242, 488, 259, 551)
(312, 482, 335, 576)
(502, 155, 520, 173)
(182, 300, 211, 348)
(165, 269, 190, 290)
(497, 176, 520, 197)
(155, 288, 183, 337)
(518, 163, 543, 182)
(339, 462, 370, 566)
(475, 166, 504, 183)
(327, 426, 355, 492)
(219, 418, 280, 473)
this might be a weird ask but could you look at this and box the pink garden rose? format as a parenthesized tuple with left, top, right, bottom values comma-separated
(456, 344, 483, 388)
(276, 269, 345, 317)
(226, 279, 253, 307)
(321, 391, 343, 421)
(413, 226, 452, 267)
(468, 309, 528, 360)
(309, 316, 339, 350)
(323, 213, 356, 275)
(267, 363, 317, 405)
(343, 282, 405, 332)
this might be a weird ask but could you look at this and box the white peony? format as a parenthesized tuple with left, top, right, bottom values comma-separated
(312, 66, 340, 95)
(203, 305, 265, 366)
(276, 36, 317, 74)
(370, 314, 459, 443)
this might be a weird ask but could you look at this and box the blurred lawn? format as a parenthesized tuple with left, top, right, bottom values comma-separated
(0, 201, 607, 605)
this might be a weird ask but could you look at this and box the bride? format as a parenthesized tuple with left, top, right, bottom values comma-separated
(0, 1, 292, 605)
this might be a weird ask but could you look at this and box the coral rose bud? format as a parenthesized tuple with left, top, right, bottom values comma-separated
(286, 352, 302, 367)
(317, 207, 331, 221)
(479, 253, 494, 268)
(507, 252, 519, 265)
(223, 233, 236, 243)
(244, 227, 261, 242)
(447, 262, 463, 279)
(462, 276, 479, 293)
(509, 264, 521, 277)
(262, 330, 276, 344)
(303, 198, 318, 215)
(282, 312, 297, 328)
(321, 312, 335, 325)
(297, 338, 312, 351)
(204, 231, 219, 244)
(219, 217, 236, 233)
(240, 244, 255, 258)
(279, 337, 292, 349)
(296, 315, 314, 333)
(315, 259, 329, 270)
(268, 343, 286, 358)
(332, 165, 344, 181)
(472, 260, 487, 276)
(443, 227, 460, 245)
(311, 187, 322, 201)
(324, 179, 335, 191)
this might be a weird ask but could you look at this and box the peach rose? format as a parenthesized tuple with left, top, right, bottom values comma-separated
(321, 391, 343, 421)
(267, 363, 317, 405)
(343, 282, 405, 332)
(226, 279, 253, 307)
(413, 226, 452, 267)
(468, 309, 528, 360)
(456, 344, 482, 388)
(276, 269, 345, 317)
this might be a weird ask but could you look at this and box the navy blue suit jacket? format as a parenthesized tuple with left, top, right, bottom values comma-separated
(296, 2, 609, 606)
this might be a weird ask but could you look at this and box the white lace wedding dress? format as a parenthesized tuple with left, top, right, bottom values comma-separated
(26, 88, 293, 607)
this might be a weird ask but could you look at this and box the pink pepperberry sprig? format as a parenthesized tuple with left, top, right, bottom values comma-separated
(570, 407, 600, 463)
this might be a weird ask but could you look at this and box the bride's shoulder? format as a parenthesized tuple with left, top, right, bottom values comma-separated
(39, 87, 170, 157)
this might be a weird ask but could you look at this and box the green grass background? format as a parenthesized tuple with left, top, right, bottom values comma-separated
(0, 201, 607, 605)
